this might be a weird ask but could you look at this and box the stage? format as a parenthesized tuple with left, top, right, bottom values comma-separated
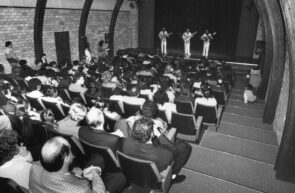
(158, 47, 259, 65)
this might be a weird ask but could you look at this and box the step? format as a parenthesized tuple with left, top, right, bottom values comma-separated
(170, 168, 263, 193)
(231, 89, 244, 96)
(229, 96, 264, 104)
(217, 122, 278, 145)
(227, 100, 264, 111)
(225, 106, 263, 118)
(200, 131, 278, 164)
(222, 113, 272, 130)
(185, 145, 295, 193)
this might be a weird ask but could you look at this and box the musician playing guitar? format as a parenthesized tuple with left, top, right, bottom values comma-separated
(182, 28, 197, 57)
(200, 30, 217, 58)
(159, 27, 173, 56)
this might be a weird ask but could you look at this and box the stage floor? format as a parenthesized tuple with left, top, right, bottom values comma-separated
(159, 47, 258, 65)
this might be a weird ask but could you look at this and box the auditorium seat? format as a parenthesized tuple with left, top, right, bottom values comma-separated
(117, 151, 173, 193)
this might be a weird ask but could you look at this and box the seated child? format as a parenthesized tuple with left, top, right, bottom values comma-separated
(244, 84, 257, 103)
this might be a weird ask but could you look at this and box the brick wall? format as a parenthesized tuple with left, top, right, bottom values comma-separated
(0, 7, 35, 72)
(273, 50, 289, 144)
(0, 5, 138, 73)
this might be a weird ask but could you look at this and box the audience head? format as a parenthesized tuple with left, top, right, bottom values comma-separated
(160, 76, 170, 91)
(129, 85, 140, 97)
(86, 107, 105, 129)
(40, 137, 73, 172)
(1, 101, 16, 115)
(98, 40, 104, 47)
(202, 88, 212, 98)
(142, 101, 158, 119)
(11, 66, 21, 74)
(45, 87, 58, 98)
(246, 84, 254, 91)
(5, 41, 12, 48)
(153, 89, 169, 105)
(40, 109, 55, 123)
(72, 73, 85, 85)
(28, 78, 42, 91)
(0, 115, 12, 131)
(132, 118, 154, 144)
(68, 103, 87, 121)
(0, 129, 18, 166)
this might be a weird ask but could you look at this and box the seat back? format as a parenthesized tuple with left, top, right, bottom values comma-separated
(41, 100, 65, 121)
(139, 93, 149, 101)
(123, 102, 141, 117)
(25, 96, 44, 111)
(68, 90, 86, 104)
(212, 90, 226, 106)
(174, 100, 194, 114)
(158, 110, 168, 123)
(6, 58, 18, 64)
(84, 94, 97, 107)
(16, 79, 29, 91)
(0, 177, 29, 193)
(171, 112, 197, 135)
(104, 115, 117, 132)
(57, 88, 72, 104)
(60, 103, 70, 116)
(80, 139, 119, 172)
(195, 104, 217, 124)
(108, 100, 124, 115)
(101, 86, 114, 98)
(117, 151, 162, 190)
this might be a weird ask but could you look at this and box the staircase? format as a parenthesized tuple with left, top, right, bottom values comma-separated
(170, 73, 295, 193)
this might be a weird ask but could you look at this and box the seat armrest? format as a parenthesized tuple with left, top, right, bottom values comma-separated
(195, 116, 203, 141)
(216, 106, 223, 130)
(161, 162, 173, 193)
(166, 127, 176, 143)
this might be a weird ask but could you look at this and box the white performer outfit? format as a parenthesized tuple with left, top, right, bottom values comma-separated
(182, 31, 193, 57)
(159, 30, 170, 55)
(201, 32, 213, 58)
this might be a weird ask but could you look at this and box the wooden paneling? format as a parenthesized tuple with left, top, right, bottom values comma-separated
(275, 0, 295, 182)
(254, 0, 285, 123)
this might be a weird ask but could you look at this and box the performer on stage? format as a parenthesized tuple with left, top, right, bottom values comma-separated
(182, 29, 197, 58)
(200, 30, 215, 59)
(158, 27, 172, 56)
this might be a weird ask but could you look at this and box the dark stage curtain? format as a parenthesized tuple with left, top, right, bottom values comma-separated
(155, 0, 243, 58)
(235, 0, 259, 62)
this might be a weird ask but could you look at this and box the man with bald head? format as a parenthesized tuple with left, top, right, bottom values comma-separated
(29, 137, 107, 193)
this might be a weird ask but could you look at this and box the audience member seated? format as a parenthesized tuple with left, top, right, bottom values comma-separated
(0, 129, 33, 189)
(159, 76, 175, 103)
(69, 73, 87, 93)
(29, 137, 109, 193)
(84, 79, 103, 99)
(194, 87, 217, 108)
(175, 82, 195, 104)
(26, 78, 44, 98)
(42, 86, 65, 104)
(79, 107, 123, 152)
(16, 99, 41, 121)
(244, 84, 257, 104)
(153, 89, 177, 124)
(57, 103, 87, 138)
(110, 85, 145, 111)
(122, 118, 191, 183)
